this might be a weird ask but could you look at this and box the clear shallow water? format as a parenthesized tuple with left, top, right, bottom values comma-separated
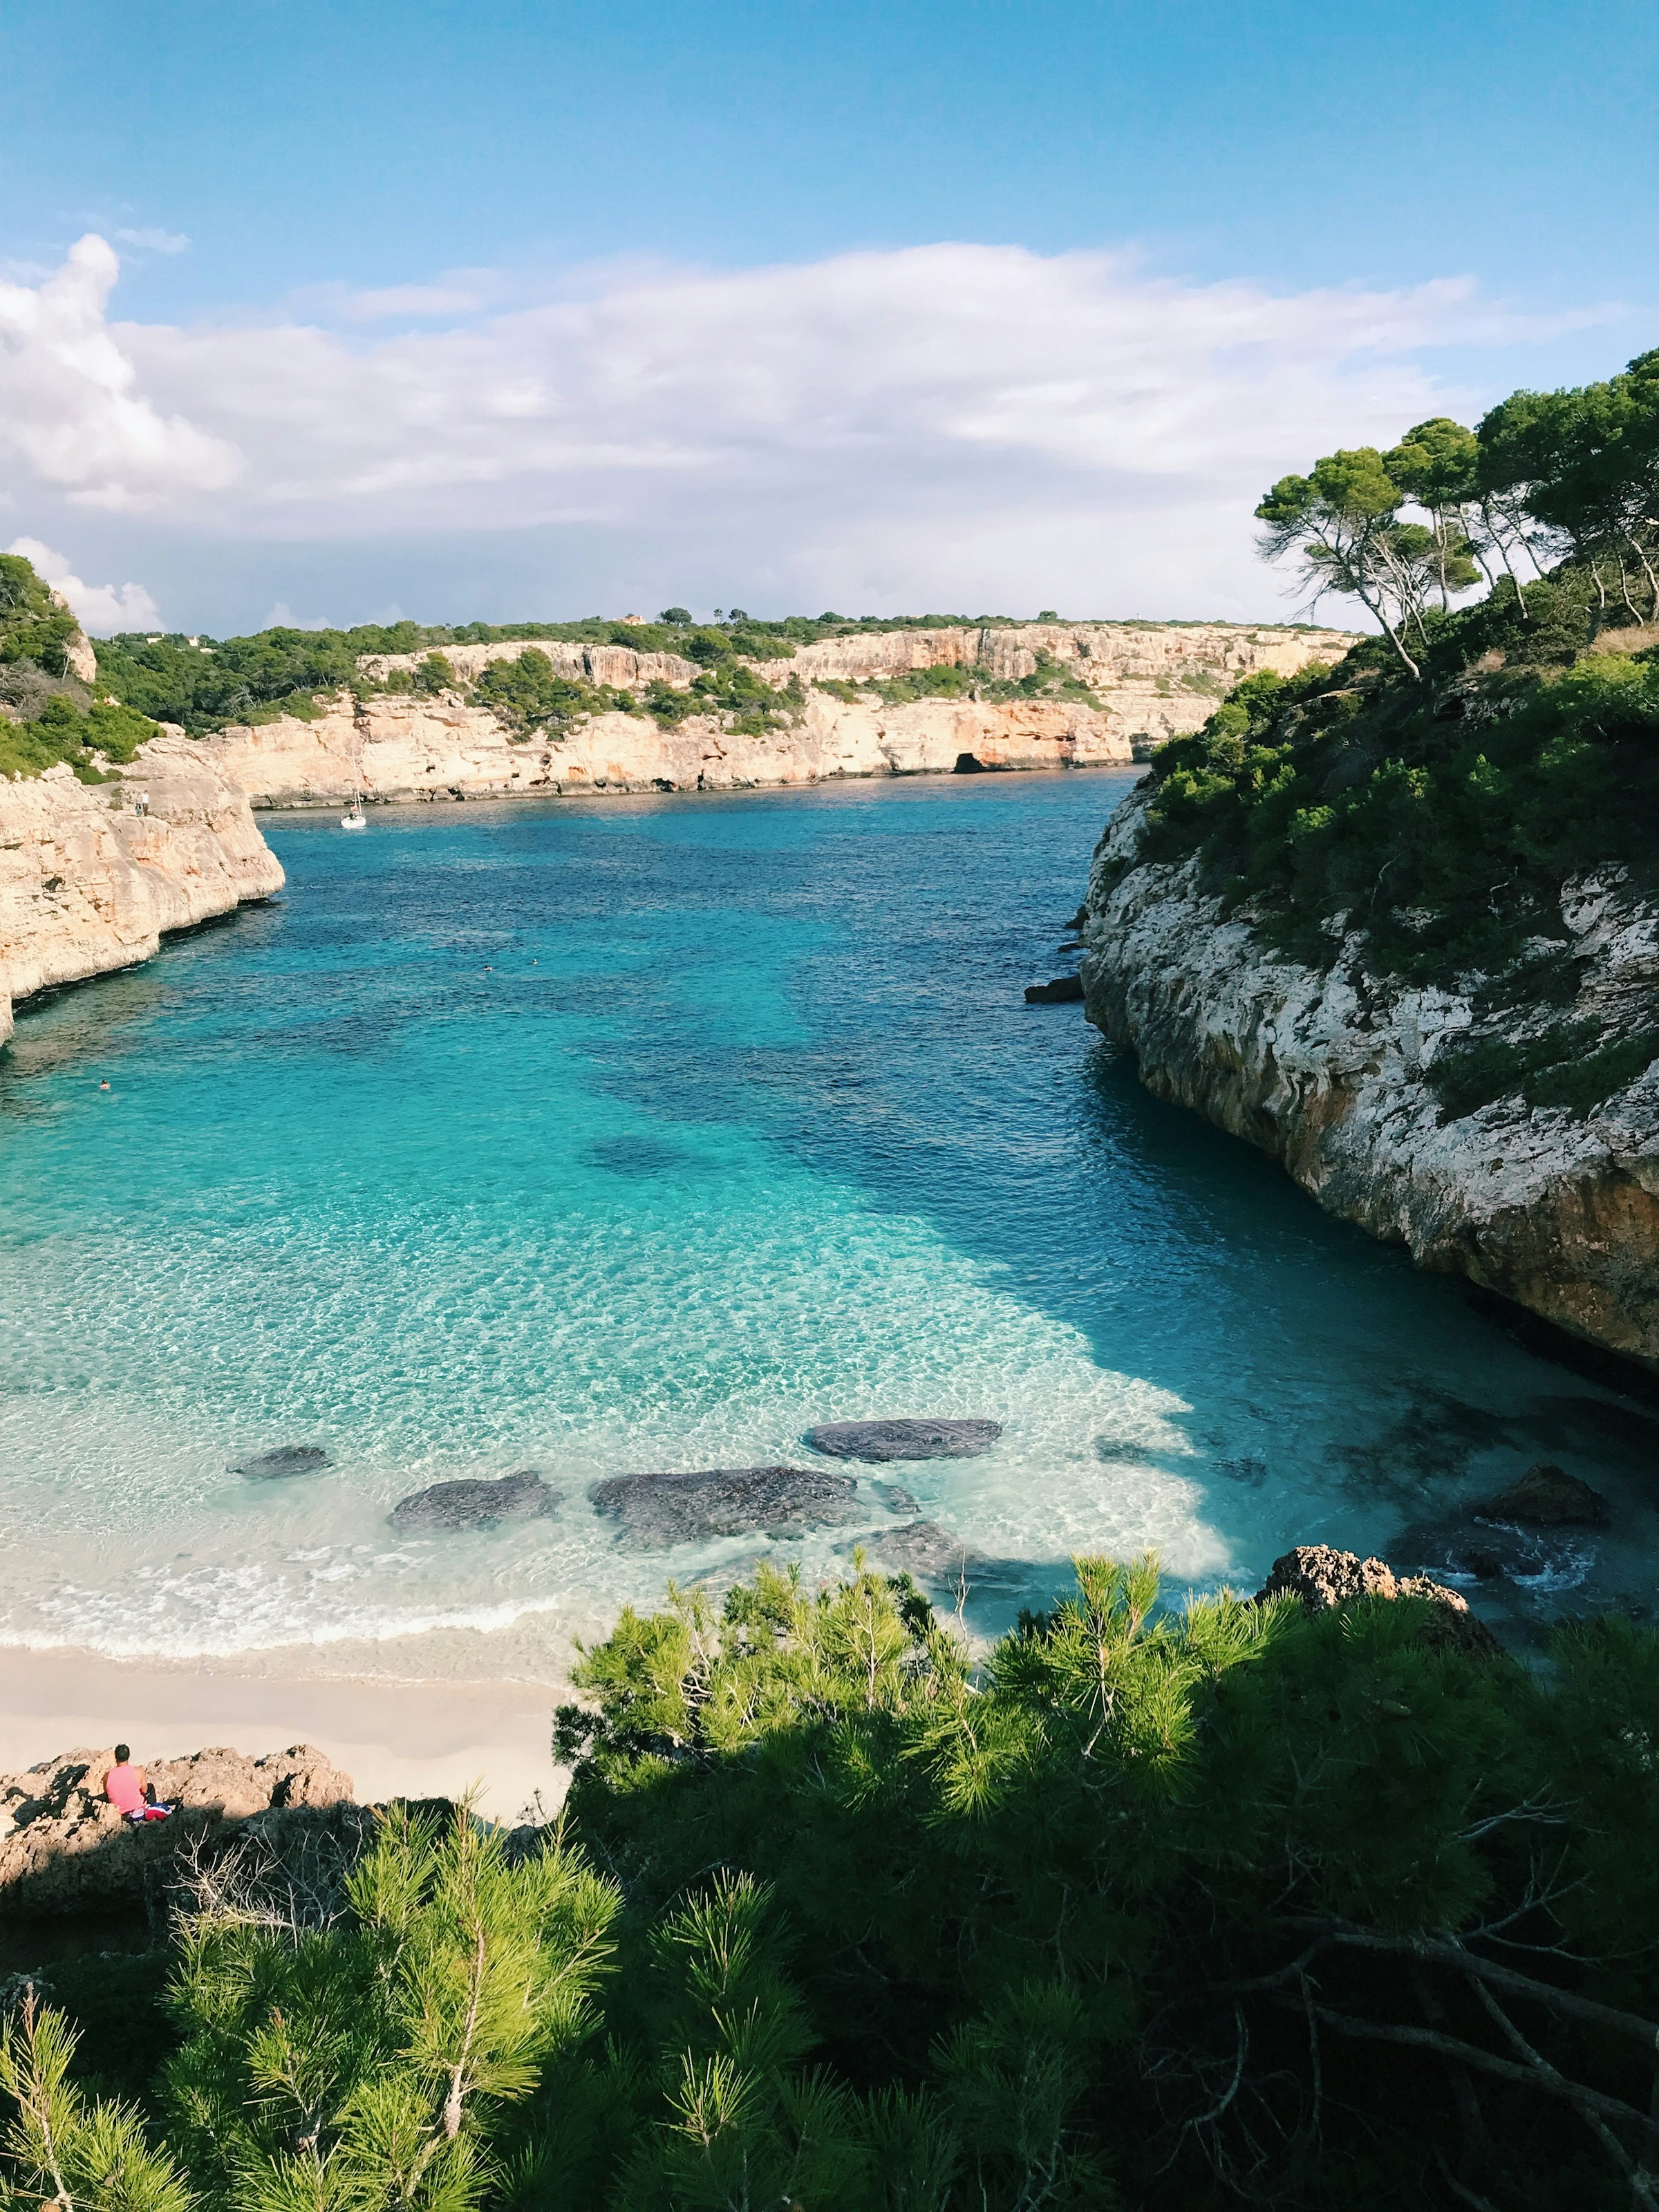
(2, 770, 1656, 1674)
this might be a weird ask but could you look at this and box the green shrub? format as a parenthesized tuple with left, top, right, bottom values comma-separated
(1136, 612, 1659, 986)
(474, 650, 639, 737)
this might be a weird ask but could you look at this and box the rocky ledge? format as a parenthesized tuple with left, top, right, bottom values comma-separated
(0, 738, 284, 1044)
(0, 1743, 354, 1915)
(1079, 783, 1659, 1371)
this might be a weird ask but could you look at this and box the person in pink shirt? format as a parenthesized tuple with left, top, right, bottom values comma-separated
(104, 1745, 171, 1822)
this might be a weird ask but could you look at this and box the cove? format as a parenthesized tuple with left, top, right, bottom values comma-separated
(0, 769, 1652, 1674)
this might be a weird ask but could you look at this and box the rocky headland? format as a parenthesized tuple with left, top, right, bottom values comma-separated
(0, 738, 284, 1044)
(1078, 553, 1659, 1376)
(1079, 782, 1659, 1369)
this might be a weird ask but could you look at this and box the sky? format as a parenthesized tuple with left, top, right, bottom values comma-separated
(1, 0, 1655, 636)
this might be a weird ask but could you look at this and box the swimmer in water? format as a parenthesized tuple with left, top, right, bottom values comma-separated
(99, 1080, 111, 1091)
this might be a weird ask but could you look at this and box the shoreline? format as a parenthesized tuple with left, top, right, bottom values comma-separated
(0, 1645, 572, 1826)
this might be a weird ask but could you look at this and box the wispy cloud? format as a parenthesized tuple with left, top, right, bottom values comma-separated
(113, 227, 191, 255)
(8, 536, 160, 635)
(341, 283, 485, 321)
(0, 234, 1618, 619)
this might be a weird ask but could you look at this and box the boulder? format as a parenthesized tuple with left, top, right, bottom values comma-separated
(234, 1444, 332, 1480)
(1024, 975, 1085, 1004)
(389, 1470, 558, 1532)
(807, 1418, 1002, 1463)
(1255, 1545, 1503, 1658)
(591, 1465, 860, 1547)
(0, 1745, 355, 1916)
(1474, 1461, 1610, 1527)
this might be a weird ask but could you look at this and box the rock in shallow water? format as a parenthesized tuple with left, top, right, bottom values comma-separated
(807, 1418, 1002, 1463)
(234, 1444, 332, 1481)
(1024, 975, 1084, 1004)
(591, 1465, 859, 1547)
(389, 1470, 558, 1533)
(847, 1519, 1021, 1588)
(1474, 1460, 1610, 1527)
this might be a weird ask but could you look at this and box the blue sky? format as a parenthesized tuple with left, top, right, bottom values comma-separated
(2, 0, 1654, 633)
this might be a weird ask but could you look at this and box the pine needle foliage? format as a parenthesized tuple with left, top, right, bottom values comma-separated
(156, 1803, 617, 2212)
(0, 1985, 191, 2212)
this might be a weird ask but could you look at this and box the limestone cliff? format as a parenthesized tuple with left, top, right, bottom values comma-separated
(200, 621, 1350, 808)
(1079, 782, 1659, 1371)
(0, 738, 285, 1044)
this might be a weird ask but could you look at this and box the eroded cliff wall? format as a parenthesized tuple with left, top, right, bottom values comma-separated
(0, 740, 285, 1042)
(203, 621, 1351, 808)
(1078, 786, 1659, 1370)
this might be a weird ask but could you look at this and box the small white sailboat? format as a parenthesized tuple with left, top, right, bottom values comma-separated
(341, 736, 368, 829)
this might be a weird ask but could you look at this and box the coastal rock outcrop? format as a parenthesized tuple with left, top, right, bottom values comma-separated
(591, 1465, 861, 1546)
(807, 1418, 1002, 1461)
(0, 736, 284, 1044)
(1080, 783, 1659, 1371)
(0, 1744, 354, 1915)
(1255, 1545, 1503, 1656)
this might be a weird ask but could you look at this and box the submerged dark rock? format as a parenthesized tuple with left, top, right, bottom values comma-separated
(1474, 1461, 1610, 1527)
(389, 1470, 558, 1533)
(1024, 975, 1085, 1004)
(846, 1519, 1024, 1590)
(591, 1465, 860, 1548)
(870, 1480, 921, 1514)
(807, 1418, 1002, 1463)
(234, 1445, 332, 1481)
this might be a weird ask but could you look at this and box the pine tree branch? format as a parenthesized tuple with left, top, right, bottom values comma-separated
(1284, 1924, 1659, 2052)
(1277, 1998, 1659, 2142)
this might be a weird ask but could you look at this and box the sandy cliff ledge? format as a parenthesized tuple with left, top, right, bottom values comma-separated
(0, 738, 285, 1044)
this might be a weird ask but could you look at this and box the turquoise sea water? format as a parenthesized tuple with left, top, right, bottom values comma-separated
(1, 770, 1654, 1674)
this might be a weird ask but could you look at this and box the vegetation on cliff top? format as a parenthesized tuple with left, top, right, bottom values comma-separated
(0, 556, 160, 782)
(8, 1554, 1659, 2211)
(1128, 346, 1659, 1116)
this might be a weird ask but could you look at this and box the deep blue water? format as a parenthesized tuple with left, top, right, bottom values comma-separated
(1, 769, 1653, 1671)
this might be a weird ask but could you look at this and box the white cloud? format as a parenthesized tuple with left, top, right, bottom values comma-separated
(7, 536, 161, 635)
(0, 234, 1613, 618)
(113, 227, 191, 255)
(0, 234, 238, 510)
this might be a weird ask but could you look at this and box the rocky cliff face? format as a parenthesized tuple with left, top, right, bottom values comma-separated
(0, 738, 285, 1043)
(203, 621, 1351, 809)
(1080, 782, 1659, 1371)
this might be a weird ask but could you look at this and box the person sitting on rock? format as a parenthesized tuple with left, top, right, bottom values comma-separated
(104, 1745, 171, 1822)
